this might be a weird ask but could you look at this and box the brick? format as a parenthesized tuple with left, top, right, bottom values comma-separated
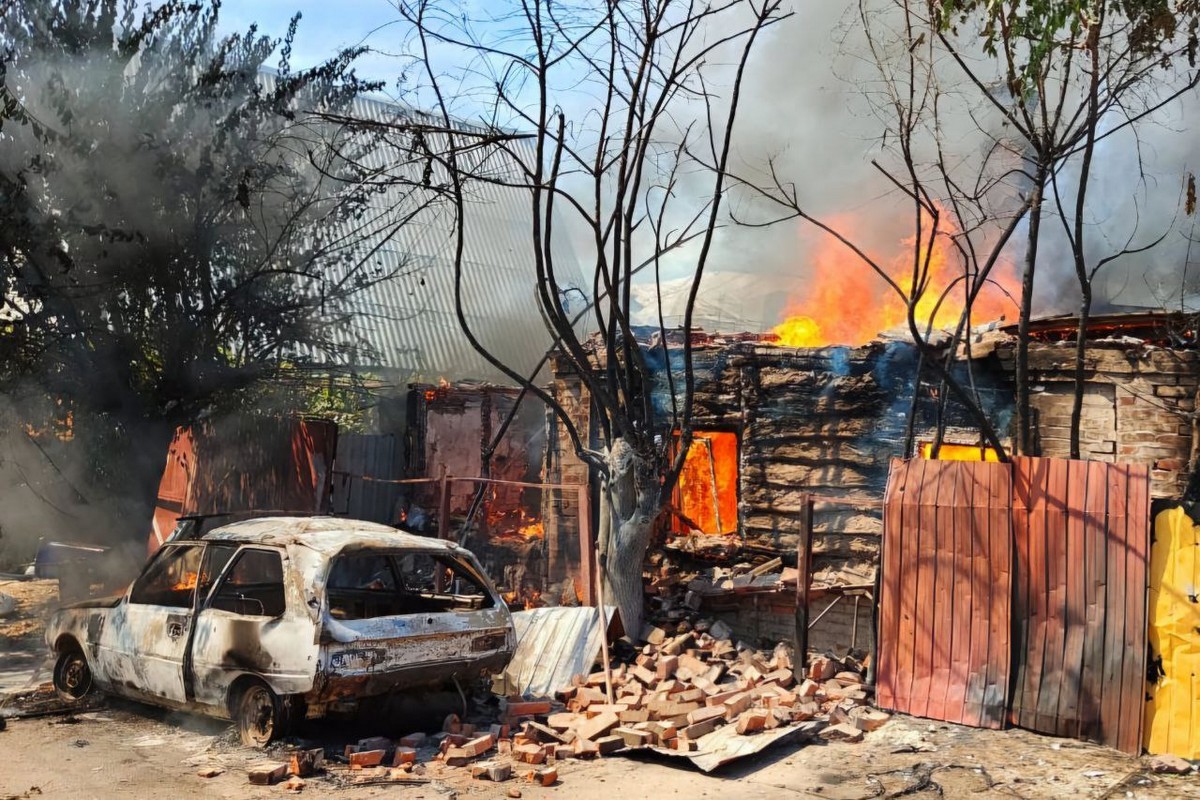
(443, 748, 474, 768)
(505, 700, 552, 717)
(763, 669, 795, 688)
(196, 767, 224, 778)
(675, 738, 698, 752)
(681, 717, 719, 740)
(531, 767, 558, 786)
(471, 761, 512, 782)
(356, 736, 392, 753)
(722, 692, 753, 720)
(547, 712, 581, 730)
(614, 727, 653, 748)
(686, 704, 726, 726)
(618, 708, 650, 724)
(288, 748, 324, 777)
(585, 703, 629, 718)
(851, 708, 891, 732)
(248, 762, 288, 785)
(459, 734, 496, 757)
(513, 744, 546, 764)
(575, 710, 620, 741)
(736, 710, 768, 735)
(808, 657, 836, 681)
(594, 735, 624, 755)
(630, 664, 658, 686)
(282, 776, 305, 792)
(797, 679, 820, 697)
(642, 625, 668, 644)
(656, 655, 679, 680)
(820, 723, 864, 743)
(644, 721, 677, 744)
(675, 688, 705, 704)
(572, 737, 599, 758)
(399, 732, 428, 748)
(349, 750, 386, 768)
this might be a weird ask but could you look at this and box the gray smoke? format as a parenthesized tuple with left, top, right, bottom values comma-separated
(704, 0, 1200, 329)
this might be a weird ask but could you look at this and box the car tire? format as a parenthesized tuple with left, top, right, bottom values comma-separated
(53, 647, 94, 702)
(234, 679, 291, 747)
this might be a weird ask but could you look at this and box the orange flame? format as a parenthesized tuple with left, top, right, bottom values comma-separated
(674, 431, 738, 535)
(773, 209, 1018, 347)
(919, 442, 1001, 461)
(172, 571, 198, 592)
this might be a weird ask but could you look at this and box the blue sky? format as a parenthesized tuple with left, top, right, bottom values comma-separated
(219, 1, 407, 90)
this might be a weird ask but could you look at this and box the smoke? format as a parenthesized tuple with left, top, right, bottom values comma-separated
(703, 0, 1200, 329)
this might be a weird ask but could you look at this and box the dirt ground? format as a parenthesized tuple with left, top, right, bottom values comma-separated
(1, 699, 1197, 800)
(2, 580, 1196, 800)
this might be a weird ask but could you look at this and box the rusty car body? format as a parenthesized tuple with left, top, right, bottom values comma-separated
(46, 517, 515, 744)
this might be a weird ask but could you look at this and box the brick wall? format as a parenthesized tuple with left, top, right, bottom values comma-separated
(996, 343, 1199, 498)
(708, 590, 875, 655)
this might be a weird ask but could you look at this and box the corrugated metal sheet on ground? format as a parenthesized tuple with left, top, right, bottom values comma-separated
(876, 458, 1013, 729)
(649, 719, 824, 772)
(1145, 505, 1200, 759)
(499, 606, 616, 699)
(1010, 456, 1149, 754)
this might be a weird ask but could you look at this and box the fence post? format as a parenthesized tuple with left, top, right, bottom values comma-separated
(793, 493, 814, 683)
(578, 486, 596, 606)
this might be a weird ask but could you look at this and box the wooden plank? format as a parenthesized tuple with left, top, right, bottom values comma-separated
(1118, 463, 1150, 755)
(945, 463, 974, 725)
(983, 459, 1012, 727)
(1057, 459, 1088, 737)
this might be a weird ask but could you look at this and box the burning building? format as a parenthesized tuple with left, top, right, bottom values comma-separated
(542, 310, 1200, 652)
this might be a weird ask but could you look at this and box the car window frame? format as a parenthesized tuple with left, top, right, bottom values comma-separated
(127, 543, 204, 609)
(204, 545, 288, 618)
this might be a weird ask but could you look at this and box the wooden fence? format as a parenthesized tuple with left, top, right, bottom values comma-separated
(877, 455, 1151, 753)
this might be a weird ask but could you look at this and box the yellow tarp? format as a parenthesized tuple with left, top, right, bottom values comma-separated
(1145, 506, 1200, 759)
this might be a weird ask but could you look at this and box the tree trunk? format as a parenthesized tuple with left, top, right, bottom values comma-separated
(1070, 290, 1092, 458)
(597, 437, 658, 640)
(1015, 164, 1047, 456)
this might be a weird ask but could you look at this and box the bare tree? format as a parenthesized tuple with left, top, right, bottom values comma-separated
(932, 0, 1200, 456)
(392, 0, 787, 637)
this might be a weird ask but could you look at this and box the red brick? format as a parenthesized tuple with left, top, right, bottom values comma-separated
(348, 750, 385, 768)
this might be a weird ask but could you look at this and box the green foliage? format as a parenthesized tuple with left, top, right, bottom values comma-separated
(0, 0, 385, 429)
(934, 0, 1199, 96)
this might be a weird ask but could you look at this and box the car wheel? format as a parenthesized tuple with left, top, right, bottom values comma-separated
(235, 680, 288, 747)
(53, 647, 93, 702)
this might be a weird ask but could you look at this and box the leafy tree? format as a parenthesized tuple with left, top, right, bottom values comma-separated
(0, 0, 397, 537)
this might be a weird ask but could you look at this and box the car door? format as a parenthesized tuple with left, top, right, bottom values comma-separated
(189, 546, 317, 707)
(96, 543, 202, 703)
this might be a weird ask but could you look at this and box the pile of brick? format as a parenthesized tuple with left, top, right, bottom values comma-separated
(430, 621, 888, 777)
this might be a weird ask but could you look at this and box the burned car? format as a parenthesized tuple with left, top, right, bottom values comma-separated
(46, 517, 515, 745)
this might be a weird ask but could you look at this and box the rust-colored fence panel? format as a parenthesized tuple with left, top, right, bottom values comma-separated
(878, 458, 1013, 728)
(1011, 456, 1150, 754)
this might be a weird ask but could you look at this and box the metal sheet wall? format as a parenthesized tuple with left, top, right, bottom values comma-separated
(877, 458, 1013, 728)
(1010, 456, 1149, 755)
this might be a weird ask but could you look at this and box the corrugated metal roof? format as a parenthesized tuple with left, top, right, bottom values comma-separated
(316, 90, 588, 384)
(498, 605, 616, 699)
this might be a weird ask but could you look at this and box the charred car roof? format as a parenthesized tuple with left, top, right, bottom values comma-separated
(199, 516, 461, 556)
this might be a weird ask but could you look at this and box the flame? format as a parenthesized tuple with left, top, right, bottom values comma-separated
(673, 431, 738, 535)
(172, 571, 198, 592)
(485, 499, 545, 540)
(773, 207, 1018, 347)
(919, 442, 1001, 461)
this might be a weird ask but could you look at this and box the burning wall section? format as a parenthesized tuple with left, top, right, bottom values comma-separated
(547, 335, 1015, 651)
